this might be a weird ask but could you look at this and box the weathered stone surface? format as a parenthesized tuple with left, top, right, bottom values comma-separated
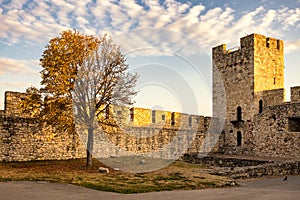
(182, 154, 300, 178)
(0, 91, 208, 162)
(291, 86, 300, 102)
(98, 167, 109, 173)
(213, 33, 300, 159)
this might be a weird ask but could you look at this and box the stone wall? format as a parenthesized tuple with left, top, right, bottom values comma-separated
(0, 92, 85, 161)
(212, 38, 256, 122)
(0, 113, 86, 161)
(291, 86, 300, 102)
(182, 154, 300, 179)
(87, 127, 206, 160)
(262, 88, 285, 107)
(0, 91, 211, 162)
(220, 102, 300, 159)
(253, 34, 284, 93)
(4, 91, 30, 117)
(182, 154, 269, 167)
(212, 34, 285, 122)
(212, 34, 300, 159)
(251, 102, 300, 158)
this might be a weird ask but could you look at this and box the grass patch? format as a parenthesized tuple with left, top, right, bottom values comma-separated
(0, 158, 236, 194)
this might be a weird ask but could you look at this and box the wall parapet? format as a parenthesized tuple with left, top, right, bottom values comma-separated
(261, 88, 285, 107)
(291, 86, 300, 102)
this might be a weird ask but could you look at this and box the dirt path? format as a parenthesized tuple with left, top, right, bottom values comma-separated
(0, 176, 299, 200)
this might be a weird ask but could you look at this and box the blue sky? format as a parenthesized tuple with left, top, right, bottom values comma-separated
(0, 0, 300, 115)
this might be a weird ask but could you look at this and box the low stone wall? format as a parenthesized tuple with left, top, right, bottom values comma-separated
(181, 153, 269, 167)
(213, 161, 300, 179)
(181, 153, 300, 179)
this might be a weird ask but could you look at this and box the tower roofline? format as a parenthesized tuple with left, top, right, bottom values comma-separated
(212, 33, 283, 56)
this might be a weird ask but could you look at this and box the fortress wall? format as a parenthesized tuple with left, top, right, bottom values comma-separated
(111, 105, 131, 126)
(151, 110, 172, 128)
(4, 91, 29, 117)
(251, 102, 300, 158)
(212, 35, 256, 121)
(0, 91, 208, 162)
(212, 34, 300, 159)
(89, 126, 206, 159)
(1, 92, 86, 161)
(129, 107, 152, 126)
(0, 115, 86, 161)
(223, 102, 300, 159)
(253, 34, 284, 93)
(262, 88, 285, 107)
(291, 86, 300, 102)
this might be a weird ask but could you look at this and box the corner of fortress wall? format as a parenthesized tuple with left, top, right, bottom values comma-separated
(0, 91, 86, 161)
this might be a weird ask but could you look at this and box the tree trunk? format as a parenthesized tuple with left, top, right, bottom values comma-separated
(86, 127, 94, 168)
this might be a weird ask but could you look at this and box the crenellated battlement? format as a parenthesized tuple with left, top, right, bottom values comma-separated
(2, 91, 208, 129)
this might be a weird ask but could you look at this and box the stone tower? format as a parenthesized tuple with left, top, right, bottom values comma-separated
(212, 33, 284, 148)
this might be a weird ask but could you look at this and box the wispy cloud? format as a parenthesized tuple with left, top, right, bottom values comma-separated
(0, 82, 34, 109)
(0, 81, 33, 88)
(0, 57, 39, 76)
(0, 0, 299, 54)
(286, 39, 300, 53)
(0, 57, 41, 109)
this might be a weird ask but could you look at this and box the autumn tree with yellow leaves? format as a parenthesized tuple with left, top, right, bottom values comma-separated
(22, 30, 138, 167)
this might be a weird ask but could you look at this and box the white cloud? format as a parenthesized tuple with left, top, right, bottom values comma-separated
(285, 39, 300, 53)
(0, 82, 34, 110)
(0, 57, 39, 75)
(0, 0, 300, 55)
(0, 58, 41, 109)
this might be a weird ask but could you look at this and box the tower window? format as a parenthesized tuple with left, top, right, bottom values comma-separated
(277, 40, 280, 50)
(130, 108, 134, 122)
(259, 100, 263, 113)
(237, 106, 242, 121)
(237, 131, 242, 146)
(266, 38, 270, 48)
(152, 110, 156, 123)
(162, 114, 165, 121)
(189, 116, 192, 126)
(171, 112, 175, 125)
(274, 78, 276, 85)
